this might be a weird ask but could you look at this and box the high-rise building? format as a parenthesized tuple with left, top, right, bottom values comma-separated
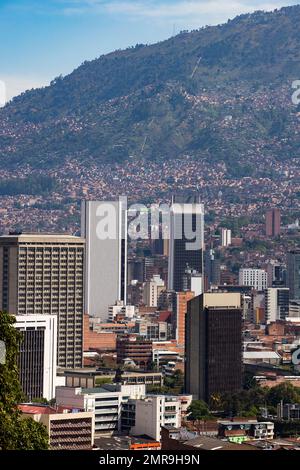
(168, 195, 204, 292)
(81, 199, 127, 320)
(173, 291, 195, 351)
(265, 208, 281, 237)
(221, 228, 232, 247)
(239, 268, 268, 291)
(0, 234, 85, 368)
(287, 250, 300, 300)
(15, 314, 57, 400)
(204, 248, 221, 289)
(265, 288, 290, 324)
(185, 293, 242, 402)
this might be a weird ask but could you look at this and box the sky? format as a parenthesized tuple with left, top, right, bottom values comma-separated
(0, 0, 298, 101)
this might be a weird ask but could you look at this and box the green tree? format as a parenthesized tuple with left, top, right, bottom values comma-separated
(266, 383, 300, 407)
(0, 312, 49, 450)
(187, 400, 211, 420)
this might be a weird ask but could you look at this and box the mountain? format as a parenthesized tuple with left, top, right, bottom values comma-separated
(1, 5, 300, 173)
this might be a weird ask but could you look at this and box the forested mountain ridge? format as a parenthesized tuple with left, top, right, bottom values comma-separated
(1, 5, 300, 172)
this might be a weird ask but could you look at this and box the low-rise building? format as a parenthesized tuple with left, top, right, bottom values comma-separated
(19, 404, 94, 450)
(55, 383, 145, 435)
(130, 395, 181, 442)
(277, 403, 300, 420)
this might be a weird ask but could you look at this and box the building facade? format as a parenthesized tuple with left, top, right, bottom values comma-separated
(0, 234, 85, 368)
(173, 291, 195, 351)
(81, 199, 127, 320)
(15, 314, 57, 400)
(185, 293, 242, 402)
(56, 384, 145, 435)
(265, 208, 281, 237)
(287, 250, 300, 301)
(239, 268, 268, 291)
(19, 404, 94, 450)
(116, 335, 153, 368)
(265, 287, 289, 324)
(131, 395, 181, 442)
(168, 195, 204, 292)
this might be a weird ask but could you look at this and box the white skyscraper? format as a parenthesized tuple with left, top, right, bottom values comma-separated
(15, 314, 57, 400)
(81, 199, 127, 320)
(239, 268, 268, 291)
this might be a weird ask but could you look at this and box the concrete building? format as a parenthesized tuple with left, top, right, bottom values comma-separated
(185, 293, 242, 402)
(265, 208, 281, 237)
(116, 335, 153, 368)
(289, 300, 300, 319)
(287, 250, 300, 301)
(265, 288, 289, 324)
(221, 228, 232, 247)
(239, 268, 268, 291)
(108, 301, 135, 322)
(173, 291, 195, 351)
(15, 314, 57, 400)
(135, 319, 168, 341)
(168, 195, 204, 292)
(219, 420, 274, 442)
(19, 404, 94, 450)
(81, 199, 127, 320)
(0, 234, 85, 368)
(131, 395, 181, 441)
(63, 369, 163, 389)
(243, 351, 281, 365)
(277, 403, 300, 420)
(143, 275, 165, 308)
(56, 383, 145, 435)
(181, 268, 203, 297)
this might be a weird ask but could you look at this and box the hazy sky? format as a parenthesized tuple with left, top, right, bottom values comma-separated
(0, 0, 298, 100)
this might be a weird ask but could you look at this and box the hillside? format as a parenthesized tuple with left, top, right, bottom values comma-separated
(1, 5, 300, 173)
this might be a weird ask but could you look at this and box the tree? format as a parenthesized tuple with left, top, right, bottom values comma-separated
(187, 400, 211, 421)
(164, 370, 184, 394)
(0, 311, 49, 450)
(266, 383, 300, 407)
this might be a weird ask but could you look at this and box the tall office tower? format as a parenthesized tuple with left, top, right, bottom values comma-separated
(0, 234, 85, 368)
(287, 250, 300, 301)
(221, 228, 232, 247)
(168, 195, 204, 292)
(239, 268, 268, 291)
(15, 315, 57, 400)
(173, 291, 195, 350)
(265, 288, 289, 324)
(265, 208, 281, 237)
(185, 293, 242, 402)
(81, 199, 127, 320)
(204, 248, 221, 289)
